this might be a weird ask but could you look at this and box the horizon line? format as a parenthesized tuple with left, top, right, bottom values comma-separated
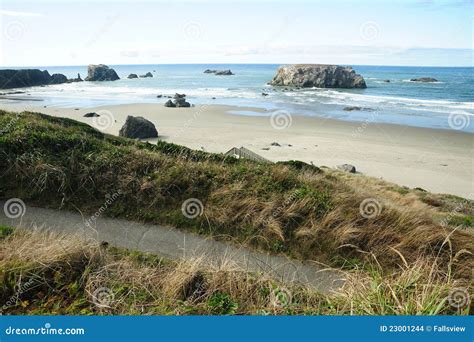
(1, 62, 473, 69)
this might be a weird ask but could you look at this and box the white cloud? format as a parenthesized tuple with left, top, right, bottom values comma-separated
(120, 50, 139, 58)
(0, 10, 43, 17)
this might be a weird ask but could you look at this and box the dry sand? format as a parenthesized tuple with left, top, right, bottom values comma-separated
(1, 101, 473, 199)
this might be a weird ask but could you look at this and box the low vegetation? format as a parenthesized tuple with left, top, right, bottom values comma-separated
(0, 110, 472, 282)
(0, 229, 470, 315)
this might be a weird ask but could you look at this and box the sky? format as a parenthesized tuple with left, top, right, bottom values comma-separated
(0, 0, 472, 67)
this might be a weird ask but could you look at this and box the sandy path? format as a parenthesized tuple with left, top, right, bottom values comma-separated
(0, 202, 345, 294)
(1, 102, 473, 198)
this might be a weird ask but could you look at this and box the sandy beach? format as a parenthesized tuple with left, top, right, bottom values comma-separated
(1, 101, 472, 198)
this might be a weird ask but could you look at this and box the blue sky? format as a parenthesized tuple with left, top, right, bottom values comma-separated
(0, 0, 472, 66)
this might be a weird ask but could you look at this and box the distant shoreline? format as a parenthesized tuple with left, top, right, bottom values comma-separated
(2, 64, 474, 68)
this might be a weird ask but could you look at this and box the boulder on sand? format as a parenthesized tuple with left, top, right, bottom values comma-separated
(269, 64, 366, 89)
(85, 64, 120, 81)
(175, 98, 190, 107)
(164, 93, 191, 107)
(337, 164, 356, 173)
(119, 116, 158, 139)
(164, 99, 176, 107)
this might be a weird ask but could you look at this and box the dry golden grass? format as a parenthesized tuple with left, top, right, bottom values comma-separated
(1, 229, 471, 315)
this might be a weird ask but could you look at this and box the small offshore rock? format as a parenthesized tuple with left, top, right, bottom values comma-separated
(410, 77, 438, 83)
(343, 106, 373, 112)
(67, 73, 83, 83)
(128, 73, 139, 79)
(215, 69, 234, 76)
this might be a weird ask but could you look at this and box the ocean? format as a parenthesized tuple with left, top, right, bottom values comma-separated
(1, 64, 473, 132)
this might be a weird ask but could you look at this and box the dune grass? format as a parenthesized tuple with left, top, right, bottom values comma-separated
(0, 229, 470, 315)
(0, 110, 472, 282)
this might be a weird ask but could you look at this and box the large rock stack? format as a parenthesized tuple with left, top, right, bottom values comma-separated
(85, 64, 120, 81)
(269, 64, 366, 89)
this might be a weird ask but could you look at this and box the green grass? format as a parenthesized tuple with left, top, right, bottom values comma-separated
(0, 225, 14, 238)
(0, 110, 473, 280)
